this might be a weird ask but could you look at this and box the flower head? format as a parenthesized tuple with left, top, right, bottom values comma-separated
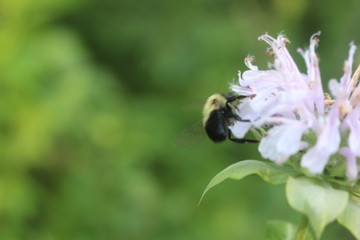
(230, 33, 360, 181)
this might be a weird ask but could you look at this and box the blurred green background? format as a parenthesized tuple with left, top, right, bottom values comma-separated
(1, 0, 360, 239)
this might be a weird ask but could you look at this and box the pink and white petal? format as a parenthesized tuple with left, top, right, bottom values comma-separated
(350, 65, 360, 106)
(229, 121, 252, 139)
(242, 70, 283, 93)
(328, 79, 341, 98)
(315, 107, 341, 153)
(311, 63, 325, 115)
(301, 147, 330, 174)
(344, 106, 360, 156)
(297, 48, 310, 71)
(230, 84, 254, 96)
(301, 107, 340, 173)
(301, 32, 324, 115)
(277, 89, 308, 107)
(340, 147, 358, 180)
(259, 34, 307, 89)
(237, 70, 252, 87)
(259, 122, 307, 163)
(340, 42, 357, 91)
(259, 127, 286, 162)
(235, 99, 261, 121)
(297, 102, 318, 128)
(249, 94, 277, 113)
(244, 56, 259, 71)
(276, 122, 308, 156)
(348, 124, 360, 156)
(257, 105, 298, 126)
(299, 141, 309, 151)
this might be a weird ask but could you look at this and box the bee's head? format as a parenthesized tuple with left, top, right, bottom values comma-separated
(202, 94, 227, 125)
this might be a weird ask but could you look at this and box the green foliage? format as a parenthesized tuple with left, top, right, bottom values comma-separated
(201, 160, 299, 203)
(286, 177, 349, 239)
(1, 0, 360, 239)
(338, 195, 360, 239)
(265, 220, 297, 240)
(265, 219, 314, 240)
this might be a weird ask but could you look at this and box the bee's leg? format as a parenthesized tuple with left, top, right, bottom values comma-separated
(228, 130, 259, 143)
(223, 102, 249, 122)
(243, 138, 259, 143)
(229, 137, 259, 143)
(225, 99, 251, 122)
(229, 138, 246, 143)
(225, 94, 256, 104)
(232, 114, 250, 122)
(226, 95, 246, 104)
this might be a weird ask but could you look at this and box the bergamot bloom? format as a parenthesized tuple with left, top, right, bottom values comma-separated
(230, 32, 360, 181)
(202, 33, 360, 240)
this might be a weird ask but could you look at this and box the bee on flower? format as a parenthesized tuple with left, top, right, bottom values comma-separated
(201, 33, 360, 240)
(229, 32, 360, 180)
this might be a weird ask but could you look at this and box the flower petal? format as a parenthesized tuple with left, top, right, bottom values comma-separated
(229, 121, 252, 139)
(259, 122, 307, 163)
(340, 147, 358, 180)
(301, 107, 340, 173)
(301, 147, 330, 174)
(344, 106, 360, 156)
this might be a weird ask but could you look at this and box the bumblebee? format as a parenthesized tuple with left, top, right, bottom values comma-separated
(202, 93, 258, 143)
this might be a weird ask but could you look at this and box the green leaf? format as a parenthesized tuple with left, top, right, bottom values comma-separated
(265, 220, 297, 240)
(286, 177, 349, 239)
(265, 218, 315, 240)
(200, 160, 298, 203)
(337, 194, 360, 239)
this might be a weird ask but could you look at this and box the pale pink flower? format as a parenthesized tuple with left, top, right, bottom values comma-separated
(230, 33, 360, 179)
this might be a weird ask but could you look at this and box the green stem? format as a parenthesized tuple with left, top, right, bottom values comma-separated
(249, 127, 262, 141)
(295, 215, 309, 240)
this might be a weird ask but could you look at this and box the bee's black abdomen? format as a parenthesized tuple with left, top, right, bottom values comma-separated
(205, 110, 228, 142)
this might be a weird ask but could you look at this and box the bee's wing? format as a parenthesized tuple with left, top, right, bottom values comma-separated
(173, 120, 205, 147)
